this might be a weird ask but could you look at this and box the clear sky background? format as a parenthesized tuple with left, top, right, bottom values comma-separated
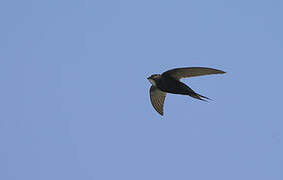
(1, 0, 283, 179)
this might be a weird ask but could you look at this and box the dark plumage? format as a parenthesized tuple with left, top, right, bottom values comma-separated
(147, 67, 226, 116)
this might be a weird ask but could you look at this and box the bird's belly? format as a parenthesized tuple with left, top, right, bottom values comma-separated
(158, 81, 190, 95)
(163, 86, 189, 95)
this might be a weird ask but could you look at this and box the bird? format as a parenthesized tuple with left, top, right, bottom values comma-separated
(147, 67, 226, 116)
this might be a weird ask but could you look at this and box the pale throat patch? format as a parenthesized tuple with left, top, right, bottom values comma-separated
(149, 79, 157, 86)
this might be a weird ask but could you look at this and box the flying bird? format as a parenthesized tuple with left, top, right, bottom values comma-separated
(147, 67, 225, 116)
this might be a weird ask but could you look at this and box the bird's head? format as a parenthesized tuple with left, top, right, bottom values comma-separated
(147, 74, 161, 86)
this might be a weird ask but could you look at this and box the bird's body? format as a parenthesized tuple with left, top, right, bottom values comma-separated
(147, 67, 226, 115)
(158, 75, 194, 95)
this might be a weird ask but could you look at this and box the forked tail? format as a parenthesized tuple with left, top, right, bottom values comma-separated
(189, 92, 211, 102)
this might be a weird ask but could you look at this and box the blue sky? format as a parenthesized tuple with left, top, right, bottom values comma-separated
(1, 0, 283, 179)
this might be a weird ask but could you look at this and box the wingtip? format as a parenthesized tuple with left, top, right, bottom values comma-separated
(219, 70, 226, 74)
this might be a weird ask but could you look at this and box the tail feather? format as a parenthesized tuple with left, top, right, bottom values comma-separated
(189, 93, 211, 102)
(197, 93, 212, 100)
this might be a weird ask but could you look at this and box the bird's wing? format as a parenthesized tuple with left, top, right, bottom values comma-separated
(162, 67, 226, 80)
(150, 86, 167, 116)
